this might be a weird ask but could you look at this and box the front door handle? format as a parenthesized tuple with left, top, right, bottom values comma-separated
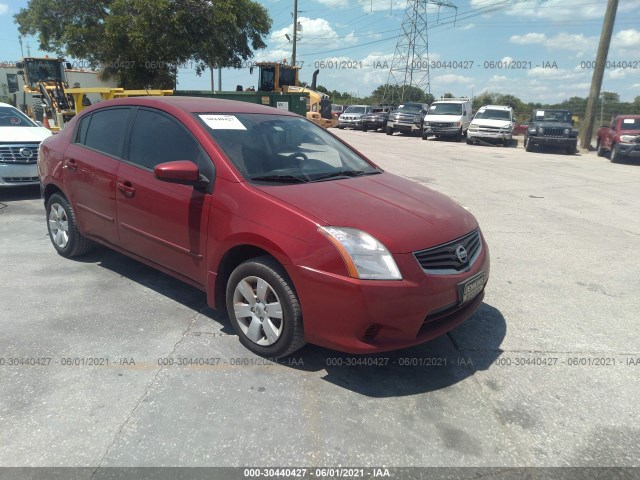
(117, 181, 136, 198)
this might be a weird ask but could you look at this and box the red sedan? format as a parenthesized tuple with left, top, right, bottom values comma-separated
(38, 97, 490, 357)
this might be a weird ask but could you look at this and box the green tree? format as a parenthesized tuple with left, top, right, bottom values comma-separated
(371, 84, 429, 104)
(15, 0, 271, 89)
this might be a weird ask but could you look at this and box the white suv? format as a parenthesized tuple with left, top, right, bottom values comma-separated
(0, 102, 52, 187)
(466, 105, 515, 147)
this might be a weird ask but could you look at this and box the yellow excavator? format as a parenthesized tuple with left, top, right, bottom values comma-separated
(253, 62, 337, 128)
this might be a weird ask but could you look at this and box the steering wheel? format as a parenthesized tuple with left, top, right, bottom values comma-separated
(288, 152, 309, 162)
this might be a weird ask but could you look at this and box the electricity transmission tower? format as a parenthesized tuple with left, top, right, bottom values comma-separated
(384, 0, 457, 103)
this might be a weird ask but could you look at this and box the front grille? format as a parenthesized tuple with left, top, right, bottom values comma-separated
(413, 229, 482, 275)
(0, 144, 40, 164)
(542, 127, 564, 137)
(431, 122, 453, 128)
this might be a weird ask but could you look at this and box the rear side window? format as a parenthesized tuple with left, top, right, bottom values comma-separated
(75, 115, 90, 144)
(127, 109, 209, 171)
(83, 108, 131, 157)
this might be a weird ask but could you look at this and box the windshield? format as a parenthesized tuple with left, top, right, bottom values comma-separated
(475, 109, 511, 121)
(0, 106, 38, 127)
(620, 118, 640, 131)
(344, 106, 367, 114)
(534, 110, 572, 122)
(198, 113, 379, 183)
(395, 104, 422, 113)
(24, 59, 65, 88)
(429, 103, 462, 115)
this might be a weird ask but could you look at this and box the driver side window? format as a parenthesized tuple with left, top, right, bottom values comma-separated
(127, 109, 208, 171)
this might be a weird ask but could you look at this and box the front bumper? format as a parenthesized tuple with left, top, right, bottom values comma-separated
(528, 136, 577, 148)
(467, 130, 512, 141)
(423, 126, 461, 137)
(387, 120, 421, 132)
(0, 163, 39, 187)
(362, 119, 386, 129)
(338, 118, 363, 129)
(289, 236, 490, 353)
(617, 142, 640, 158)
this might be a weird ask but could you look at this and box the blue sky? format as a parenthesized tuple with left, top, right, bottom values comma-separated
(2, 0, 640, 102)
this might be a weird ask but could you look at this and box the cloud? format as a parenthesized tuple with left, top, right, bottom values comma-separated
(607, 69, 627, 80)
(459, 23, 475, 31)
(510, 33, 546, 45)
(316, 0, 344, 6)
(612, 29, 640, 49)
(270, 17, 356, 52)
(0, 3, 8, 15)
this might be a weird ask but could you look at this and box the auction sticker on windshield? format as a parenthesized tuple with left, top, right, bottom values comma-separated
(199, 115, 247, 130)
(459, 272, 485, 305)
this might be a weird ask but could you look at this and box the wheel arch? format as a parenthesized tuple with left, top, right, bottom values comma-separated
(211, 244, 291, 310)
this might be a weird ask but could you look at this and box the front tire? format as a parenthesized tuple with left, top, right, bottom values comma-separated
(386, 126, 393, 136)
(226, 256, 305, 358)
(610, 144, 621, 163)
(525, 135, 534, 152)
(596, 140, 605, 157)
(46, 193, 92, 257)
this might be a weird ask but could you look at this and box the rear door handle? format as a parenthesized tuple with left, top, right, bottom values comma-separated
(64, 159, 78, 172)
(117, 181, 136, 198)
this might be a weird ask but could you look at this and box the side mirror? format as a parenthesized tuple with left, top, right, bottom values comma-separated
(571, 119, 575, 126)
(154, 160, 209, 187)
(16, 62, 23, 69)
(66, 62, 72, 70)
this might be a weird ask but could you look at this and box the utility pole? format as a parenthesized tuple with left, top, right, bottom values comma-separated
(292, 0, 298, 67)
(580, 0, 618, 150)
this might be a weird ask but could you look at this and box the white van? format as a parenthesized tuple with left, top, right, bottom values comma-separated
(466, 105, 514, 146)
(422, 97, 472, 140)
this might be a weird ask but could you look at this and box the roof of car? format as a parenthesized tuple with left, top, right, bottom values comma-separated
(78, 96, 300, 116)
(479, 105, 512, 110)
(0, 102, 18, 109)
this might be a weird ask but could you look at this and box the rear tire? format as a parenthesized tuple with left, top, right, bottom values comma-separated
(46, 193, 92, 257)
(32, 97, 44, 122)
(226, 256, 305, 358)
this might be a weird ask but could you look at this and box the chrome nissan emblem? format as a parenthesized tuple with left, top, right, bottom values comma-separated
(455, 245, 468, 263)
(20, 148, 33, 159)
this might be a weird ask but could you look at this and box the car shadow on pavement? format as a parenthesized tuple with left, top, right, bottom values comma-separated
(0, 184, 40, 202)
(282, 302, 506, 397)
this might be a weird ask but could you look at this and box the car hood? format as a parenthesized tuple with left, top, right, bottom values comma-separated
(253, 173, 478, 253)
(471, 119, 512, 129)
(0, 126, 52, 142)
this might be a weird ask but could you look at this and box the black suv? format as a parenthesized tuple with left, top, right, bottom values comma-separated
(386, 103, 429, 136)
(524, 109, 578, 154)
(361, 105, 395, 132)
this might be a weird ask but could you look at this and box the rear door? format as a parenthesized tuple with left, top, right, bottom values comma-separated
(63, 107, 132, 246)
(115, 108, 213, 284)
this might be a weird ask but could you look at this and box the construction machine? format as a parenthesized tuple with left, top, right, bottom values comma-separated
(15, 57, 76, 130)
(253, 62, 337, 128)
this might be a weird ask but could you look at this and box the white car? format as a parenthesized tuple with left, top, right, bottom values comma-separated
(0, 102, 52, 187)
(466, 105, 515, 147)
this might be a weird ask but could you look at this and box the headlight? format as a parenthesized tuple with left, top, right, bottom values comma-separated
(319, 227, 402, 280)
(538, 126, 544, 134)
(424, 122, 430, 127)
(563, 128, 570, 137)
(620, 135, 636, 143)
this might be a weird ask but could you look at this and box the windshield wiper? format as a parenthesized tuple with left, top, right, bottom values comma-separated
(311, 169, 380, 182)
(250, 174, 309, 183)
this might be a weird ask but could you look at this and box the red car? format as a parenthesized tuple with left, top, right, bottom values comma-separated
(38, 97, 489, 358)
